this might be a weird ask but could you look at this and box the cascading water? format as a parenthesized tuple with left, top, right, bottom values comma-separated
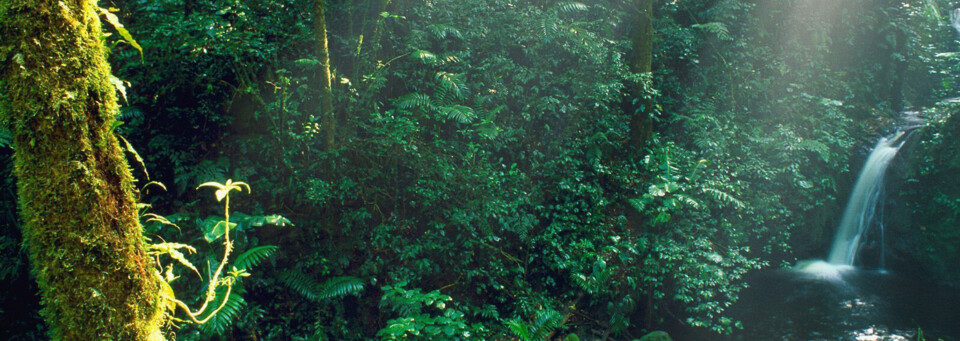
(952, 8, 960, 38)
(797, 113, 921, 278)
(826, 131, 905, 266)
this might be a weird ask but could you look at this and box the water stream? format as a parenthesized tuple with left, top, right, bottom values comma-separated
(827, 130, 905, 266)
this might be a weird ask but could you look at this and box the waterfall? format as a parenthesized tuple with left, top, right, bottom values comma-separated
(952, 8, 960, 37)
(826, 131, 905, 266)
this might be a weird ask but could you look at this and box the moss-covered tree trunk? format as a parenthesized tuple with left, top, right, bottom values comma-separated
(315, 0, 336, 150)
(0, 1, 166, 339)
(629, 0, 655, 149)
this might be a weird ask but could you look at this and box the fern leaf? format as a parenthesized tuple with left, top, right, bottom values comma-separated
(426, 24, 463, 40)
(556, 2, 588, 13)
(233, 245, 278, 272)
(674, 194, 702, 209)
(438, 105, 477, 123)
(532, 309, 564, 341)
(791, 139, 831, 163)
(280, 272, 364, 301)
(413, 50, 438, 65)
(692, 22, 733, 41)
(478, 304, 499, 319)
(150, 243, 200, 278)
(507, 318, 533, 340)
(119, 135, 149, 180)
(397, 93, 434, 110)
(279, 270, 322, 301)
(0, 128, 12, 149)
(435, 72, 465, 100)
(701, 188, 746, 209)
(440, 53, 462, 65)
(294, 58, 322, 68)
(627, 197, 649, 212)
(318, 276, 365, 300)
(198, 292, 246, 336)
(143, 213, 182, 232)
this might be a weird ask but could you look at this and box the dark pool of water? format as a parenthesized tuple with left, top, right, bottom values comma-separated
(674, 264, 960, 340)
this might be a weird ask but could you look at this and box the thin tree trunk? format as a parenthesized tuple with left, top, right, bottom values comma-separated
(0, 1, 166, 340)
(629, 0, 655, 149)
(891, 28, 906, 112)
(316, 0, 336, 150)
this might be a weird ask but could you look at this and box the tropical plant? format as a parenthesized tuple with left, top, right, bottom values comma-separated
(145, 180, 291, 338)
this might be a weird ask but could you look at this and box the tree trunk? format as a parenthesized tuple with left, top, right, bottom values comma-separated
(629, 0, 655, 149)
(0, 1, 166, 340)
(316, 0, 336, 150)
(890, 28, 906, 112)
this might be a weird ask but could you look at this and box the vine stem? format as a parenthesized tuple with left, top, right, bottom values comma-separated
(167, 183, 240, 324)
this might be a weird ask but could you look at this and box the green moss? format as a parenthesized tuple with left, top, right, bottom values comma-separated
(0, 1, 166, 340)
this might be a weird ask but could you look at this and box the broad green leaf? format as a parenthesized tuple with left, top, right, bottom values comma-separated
(204, 219, 237, 243)
(97, 7, 143, 58)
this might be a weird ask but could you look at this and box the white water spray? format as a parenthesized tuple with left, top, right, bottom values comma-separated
(826, 131, 905, 265)
(952, 8, 960, 38)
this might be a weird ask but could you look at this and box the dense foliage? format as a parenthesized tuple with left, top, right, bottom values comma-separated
(2, 0, 959, 339)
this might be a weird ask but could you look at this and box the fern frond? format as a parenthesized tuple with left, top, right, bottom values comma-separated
(397, 93, 434, 111)
(555, 2, 588, 13)
(540, 19, 561, 37)
(701, 188, 746, 209)
(789, 139, 831, 163)
(507, 318, 533, 340)
(478, 304, 499, 319)
(438, 105, 477, 123)
(435, 72, 466, 100)
(197, 292, 246, 336)
(117, 107, 143, 121)
(532, 309, 564, 341)
(233, 245, 278, 272)
(143, 213, 182, 232)
(294, 58, 322, 68)
(149, 243, 201, 279)
(692, 22, 733, 41)
(439, 53, 462, 65)
(119, 135, 149, 180)
(426, 23, 463, 40)
(627, 197, 651, 212)
(674, 193, 702, 209)
(0, 128, 10, 149)
(280, 270, 322, 301)
(413, 50, 438, 65)
(280, 272, 364, 302)
(318, 276, 365, 300)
